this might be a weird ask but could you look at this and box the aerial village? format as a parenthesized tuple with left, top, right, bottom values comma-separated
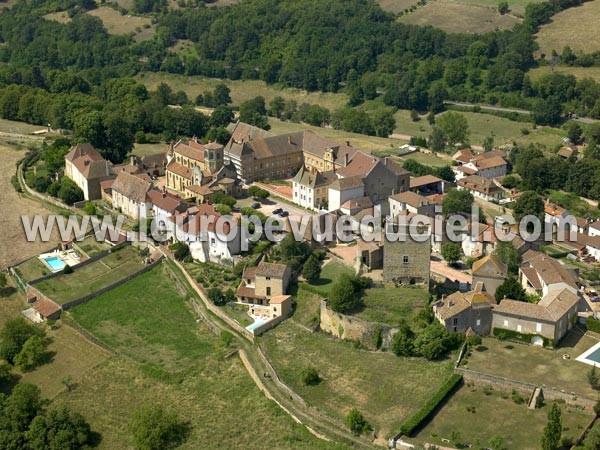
(5, 119, 600, 449)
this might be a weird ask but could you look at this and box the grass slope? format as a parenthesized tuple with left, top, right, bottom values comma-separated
(353, 287, 430, 327)
(398, 0, 520, 33)
(535, 0, 600, 56)
(259, 320, 454, 438)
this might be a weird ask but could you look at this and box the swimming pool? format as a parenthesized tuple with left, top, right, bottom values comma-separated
(43, 256, 65, 271)
(246, 320, 266, 332)
(576, 341, 600, 366)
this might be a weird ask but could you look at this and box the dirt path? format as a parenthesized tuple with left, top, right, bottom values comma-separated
(0, 144, 59, 268)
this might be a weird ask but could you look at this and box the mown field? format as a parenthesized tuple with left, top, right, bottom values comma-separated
(529, 65, 600, 84)
(86, 6, 156, 42)
(137, 72, 349, 112)
(353, 287, 429, 327)
(535, 0, 600, 56)
(33, 245, 145, 305)
(410, 383, 591, 449)
(398, 0, 521, 33)
(377, 0, 419, 13)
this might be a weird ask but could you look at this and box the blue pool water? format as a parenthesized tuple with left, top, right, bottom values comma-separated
(586, 347, 600, 364)
(246, 320, 266, 332)
(44, 256, 65, 271)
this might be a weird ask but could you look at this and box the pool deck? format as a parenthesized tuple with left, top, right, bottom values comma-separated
(576, 340, 600, 367)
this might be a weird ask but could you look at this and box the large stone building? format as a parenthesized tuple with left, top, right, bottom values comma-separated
(434, 283, 495, 335)
(111, 170, 152, 219)
(64, 143, 113, 200)
(292, 166, 337, 210)
(224, 122, 303, 182)
(382, 223, 430, 286)
(492, 286, 580, 345)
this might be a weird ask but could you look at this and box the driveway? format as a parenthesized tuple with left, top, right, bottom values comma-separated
(430, 259, 471, 285)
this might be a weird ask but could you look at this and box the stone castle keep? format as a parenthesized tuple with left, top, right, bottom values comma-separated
(382, 227, 430, 287)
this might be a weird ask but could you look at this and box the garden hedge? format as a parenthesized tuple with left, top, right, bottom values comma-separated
(400, 373, 462, 436)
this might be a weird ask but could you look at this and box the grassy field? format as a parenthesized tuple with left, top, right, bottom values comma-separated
(19, 323, 111, 399)
(535, 0, 600, 56)
(136, 72, 349, 112)
(74, 235, 112, 257)
(14, 257, 50, 283)
(353, 287, 430, 327)
(132, 141, 167, 157)
(464, 334, 598, 399)
(529, 65, 600, 84)
(410, 384, 591, 449)
(259, 320, 455, 438)
(43, 11, 71, 23)
(398, 0, 521, 33)
(69, 265, 214, 375)
(377, 0, 419, 13)
(0, 144, 61, 269)
(303, 260, 355, 297)
(87, 7, 155, 42)
(0, 264, 351, 450)
(34, 246, 145, 305)
(0, 118, 46, 134)
(446, 0, 544, 15)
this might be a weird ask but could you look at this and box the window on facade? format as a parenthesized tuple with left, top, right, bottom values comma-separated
(266, 287, 271, 296)
(503, 320, 508, 327)
(476, 319, 481, 326)
(452, 318, 458, 325)
(536, 323, 542, 332)
(403, 256, 409, 264)
(266, 276, 271, 280)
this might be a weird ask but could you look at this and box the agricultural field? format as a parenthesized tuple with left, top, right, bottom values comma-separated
(398, 0, 520, 33)
(0, 144, 60, 269)
(446, 0, 545, 15)
(535, 0, 600, 56)
(353, 287, 430, 327)
(259, 320, 455, 438)
(410, 384, 591, 449)
(43, 11, 71, 23)
(86, 6, 155, 42)
(529, 65, 600, 84)
(33, 245, 146, 305)
(137, 72, 349, 112)
(464, 334, 598, 399)
(377, 0, 419, 13)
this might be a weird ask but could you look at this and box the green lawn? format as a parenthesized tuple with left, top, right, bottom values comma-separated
(352, 287, 430, 327)
(410, 384, 591, 449)
(70, 264, 213, 375)
(34, 246, 145, 305)
(529, 66, 600, 84)
(14, 257, 50, 283)
(259, 320, 454, 438)
(464, 334, 599, 399)
(303, 260, 355, 296)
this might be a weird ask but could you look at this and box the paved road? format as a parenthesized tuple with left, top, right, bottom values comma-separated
(443, 101, 532, 115)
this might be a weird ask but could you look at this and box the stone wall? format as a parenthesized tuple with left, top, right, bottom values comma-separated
(319, 299, 397, 350)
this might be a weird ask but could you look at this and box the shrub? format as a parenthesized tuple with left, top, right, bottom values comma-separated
(301, 367, 320, 386)
(207, 287, 226, 306)
(345, 408, 372, 435)
(400, 374, 463, 436)
(169, 242, 190, 261)
(587, 317, 600, 333)
(63, 264, 73, 274)
(14, 335, 47, 371)
(10, 175, 21, 193)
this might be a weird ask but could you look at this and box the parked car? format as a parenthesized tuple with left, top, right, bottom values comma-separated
(279, 210, 289, 217)
(273, 208, 283, 214)
(251, 202, 261, 209)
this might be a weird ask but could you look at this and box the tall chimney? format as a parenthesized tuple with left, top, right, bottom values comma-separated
(344, 153, 349, 166)
(130, 154, 136, 166)
(346, 140, 350, 146)
(288, 136, 292, 144)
